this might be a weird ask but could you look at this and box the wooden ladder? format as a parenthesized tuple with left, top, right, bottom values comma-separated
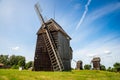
(43, 27, 64, 71)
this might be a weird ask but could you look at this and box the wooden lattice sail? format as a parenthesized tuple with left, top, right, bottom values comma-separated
(33, 3, 72, 71)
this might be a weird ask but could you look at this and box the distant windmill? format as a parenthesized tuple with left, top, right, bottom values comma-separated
(73, 59, 83, 70)
(33, 3, 72, 71)
(91, 57, 101, 70)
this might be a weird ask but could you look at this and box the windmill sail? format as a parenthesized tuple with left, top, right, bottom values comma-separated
(35, 3, 45, 24)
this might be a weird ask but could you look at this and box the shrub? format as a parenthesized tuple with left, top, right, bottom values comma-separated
(11, 65, 19, 69)
(84, 64, 91, 70)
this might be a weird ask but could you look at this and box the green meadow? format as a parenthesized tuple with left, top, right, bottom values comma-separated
(0, 69, 120, 80)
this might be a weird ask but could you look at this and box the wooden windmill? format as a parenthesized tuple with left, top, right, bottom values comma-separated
(33, 3, 72, 71)
(91, 57, 101, 70)
(76, 60, 83, 70)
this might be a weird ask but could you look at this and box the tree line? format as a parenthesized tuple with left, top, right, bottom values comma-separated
(0, 54, 33, 69)
(0, 54, 120, 72)
(83, 63, 120, 72)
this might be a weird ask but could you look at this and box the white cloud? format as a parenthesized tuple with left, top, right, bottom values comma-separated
(71, 23, 103, 43)
(88, 2, 120, 22)
(75, 0, 91, 30)
(104, 50, 112, 55)
(71, 2, 120, 51)
(87, 53, 98, 58)
(75, 2, 120, 31)
(11, 46, 20, 51)
(72, 34, 120, 68)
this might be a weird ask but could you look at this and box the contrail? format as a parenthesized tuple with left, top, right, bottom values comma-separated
(75, 0, 91, 30)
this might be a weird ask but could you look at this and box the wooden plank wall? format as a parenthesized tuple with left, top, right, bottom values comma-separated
(34, 34, 53, 71)
(57, 32, 72, 70)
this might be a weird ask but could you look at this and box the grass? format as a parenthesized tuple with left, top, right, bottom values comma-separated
(0, 69, 120, 80)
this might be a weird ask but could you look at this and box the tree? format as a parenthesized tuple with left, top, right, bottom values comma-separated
(100, 64, 106, 70)
(113, 62, 120, 72)
(9, 55, 18, 66)
(0, 55, 9, 66)
(0, 54, 26, 69)
(84, 64, 91, 70)
(9, 55, 25, 68)
(25, 61, 33, 69)
(107, 67, 112, 72)
(18, 57, 25, 67)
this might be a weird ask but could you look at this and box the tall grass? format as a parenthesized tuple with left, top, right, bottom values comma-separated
(0, 69, 120, 80)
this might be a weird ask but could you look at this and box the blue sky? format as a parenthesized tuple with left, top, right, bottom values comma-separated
(0, 0, 120, 68)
